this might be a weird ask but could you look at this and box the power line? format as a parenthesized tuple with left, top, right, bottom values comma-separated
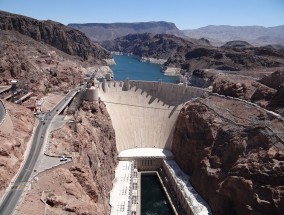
(100, 99, 183, 112)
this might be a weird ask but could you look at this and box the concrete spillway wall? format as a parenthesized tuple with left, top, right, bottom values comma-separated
(98, 81, 207, 153)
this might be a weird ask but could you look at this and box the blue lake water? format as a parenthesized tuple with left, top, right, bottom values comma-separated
(111, 55, 177, 83)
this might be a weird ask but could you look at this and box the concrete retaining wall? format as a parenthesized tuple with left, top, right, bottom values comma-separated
(98, 81, 206, 153)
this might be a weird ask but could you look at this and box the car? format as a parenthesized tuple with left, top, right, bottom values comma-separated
(60, 156, 67, 161)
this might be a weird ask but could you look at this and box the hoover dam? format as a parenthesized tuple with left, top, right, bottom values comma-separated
(98, 80, 207, 155)
(95, 80, 212, 215)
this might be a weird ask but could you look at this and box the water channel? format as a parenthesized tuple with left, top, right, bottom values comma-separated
(141, 174, 174, 215)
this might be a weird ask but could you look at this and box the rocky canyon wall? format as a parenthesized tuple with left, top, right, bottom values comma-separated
(172, 95, 284, 215)
(0, 101, 34, 197)
(19, 100, 118, 215)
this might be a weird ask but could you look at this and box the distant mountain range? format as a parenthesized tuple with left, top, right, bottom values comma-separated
(68, 21, 184, 41)
(68, 22, 284, 46)
(183, 25, 284, 46)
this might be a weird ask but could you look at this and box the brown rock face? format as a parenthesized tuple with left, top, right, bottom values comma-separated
(172, 96, 284, 215)
(0, 10, 111, 60)
(0, 30, 90, 95)
(23, 100, 118, 214)
(0, 101, 34, 196)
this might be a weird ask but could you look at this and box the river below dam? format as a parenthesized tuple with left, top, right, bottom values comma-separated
(111, 55, 177, 83)
(141, 174, 174, 215)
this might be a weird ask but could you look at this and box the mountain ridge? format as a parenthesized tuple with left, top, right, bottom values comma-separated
(68, 20, 284, 46)
(183, 25, 284, 46)
(0, 10, 111, 61)
(68, 21, 185, 41)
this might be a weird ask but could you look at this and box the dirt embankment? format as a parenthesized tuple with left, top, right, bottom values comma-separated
(19, 100, 118, 215)
(172, 95, 284, 215)
(0, 101, 34, 197)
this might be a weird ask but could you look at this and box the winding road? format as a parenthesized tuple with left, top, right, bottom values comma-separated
(0, 89, 78, 215)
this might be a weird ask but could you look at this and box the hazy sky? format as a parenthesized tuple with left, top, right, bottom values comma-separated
(0, 0, 283, 29)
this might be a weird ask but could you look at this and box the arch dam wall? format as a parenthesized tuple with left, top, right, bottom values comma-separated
(98, 81, 207, 153)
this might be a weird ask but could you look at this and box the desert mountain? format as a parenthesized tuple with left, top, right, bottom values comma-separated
(183, 25, 284, 46)
(100, 33, 210, 59)
(0, 10, 111, 94)
(0, 10, 110, 61)
(68, 21, 185, 41)
(101, 33, 284, 73)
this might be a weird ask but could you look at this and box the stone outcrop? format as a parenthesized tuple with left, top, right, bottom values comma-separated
(0, 30, 84, 94)
(0, 10, 111, 61)
(259, 70, 284, 89)
(0, 101, 34, 196)
(20, 100, 118, 214)
(172, 95, 284, 215)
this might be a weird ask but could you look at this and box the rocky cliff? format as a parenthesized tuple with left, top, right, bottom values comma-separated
(0, 11, 112, 95)
(19, 100, 118, 214)
(0, 30, 85, 95)
(172, 95, 284, 215)
(69, 21, 185, 41)
(0, 10, 111, 61)
(188, 68, 284, 115)
(0, 101, 34, 196)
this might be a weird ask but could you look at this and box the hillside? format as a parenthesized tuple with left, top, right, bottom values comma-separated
(100, 33, 209, 59)
(0, 10, 110, 61)
(183, 25, 284, 46)
(101, 33, 284, 73)
(0, 10, 111, 95)
(68, 21, 185, 41)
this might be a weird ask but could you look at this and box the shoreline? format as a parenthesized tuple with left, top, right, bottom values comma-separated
(161, 67, 181, 76)
(111, 52, 167, 65)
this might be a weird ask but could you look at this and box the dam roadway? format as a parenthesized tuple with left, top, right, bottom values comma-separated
(0, 89, 78, 215)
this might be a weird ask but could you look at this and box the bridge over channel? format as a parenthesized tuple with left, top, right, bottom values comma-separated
(97, 81, 207, 158)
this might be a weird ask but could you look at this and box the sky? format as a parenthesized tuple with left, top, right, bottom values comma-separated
(0, 0, 283, 29)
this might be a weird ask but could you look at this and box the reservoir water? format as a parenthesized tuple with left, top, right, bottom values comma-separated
(141, 174, 174, 215)
(111, 55, 177, 83)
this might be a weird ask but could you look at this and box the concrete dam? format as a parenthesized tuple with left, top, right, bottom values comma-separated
(96, 81, 212, 215)
(98, 81, 207, 155)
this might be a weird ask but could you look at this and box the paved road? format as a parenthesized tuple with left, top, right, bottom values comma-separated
(0, 100, 5, 122)
(0, 89, 78, 215)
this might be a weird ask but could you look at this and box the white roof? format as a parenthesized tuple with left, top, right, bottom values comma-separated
(118, 148, 174, 158)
